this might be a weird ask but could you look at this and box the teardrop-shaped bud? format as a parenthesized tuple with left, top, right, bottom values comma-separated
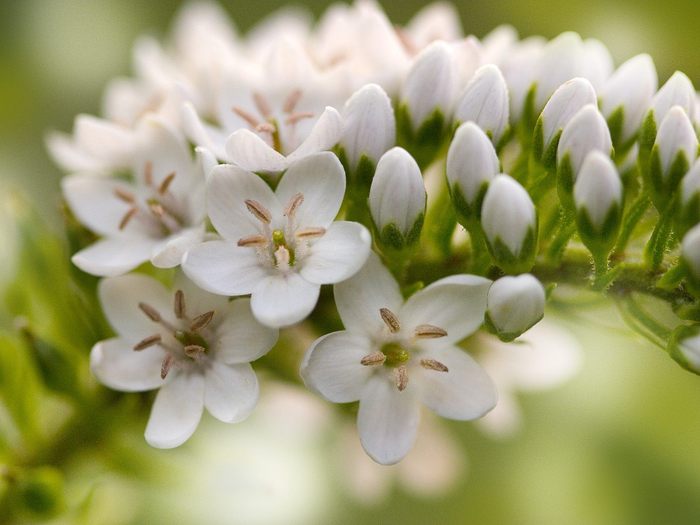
(485, 274, 546, 342)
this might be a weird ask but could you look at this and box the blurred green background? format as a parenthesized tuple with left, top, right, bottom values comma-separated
(3, 1, 700, 524)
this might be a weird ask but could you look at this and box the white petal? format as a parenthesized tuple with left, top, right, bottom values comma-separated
(416, 346, 497, 420)
(300, 221, 371, 285)
(250, 271, 320, 327)
(454, 64, 510, 143)
(334, 252, 403, 336)
(46, 131, 102, 172)
(225, 128, 289, 173)
(90, 338, 164, 392)
(204, 361, 259, 423)
(72, 237, 156, 277)
(683, 224, 700, 278)
(145, 371, 205, 448)
(287, 106, 343, 161)
(182, 102, 228, 160)
(182, 240, 268, 296)
(275, 152, 346, 228)
(481, 174, 536, 256)
(172, 271, 230, 314)
(151, 226, 206, 268)
(214, 298, 279, 364)
(301, 331, 374, 402)
(401, 274, 491, 348)
(206, 163, 280, 241)
(358, 374, 420, 465)
(73, 114, 134, 165)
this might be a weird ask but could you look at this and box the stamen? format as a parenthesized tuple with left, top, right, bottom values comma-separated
(274, 245, 291, 268)
(283, 89, 303, 113)
(144, 161, 154, 186)
(133, 334, 161, 351)
(160, 353, 174, 379)
(174, 290, 186, 319)
(139, 302, 162, 322)
(237, 234, 268, 247)
(190, 311, 214, 332)
(379, 308, 401, 333)
(361, 352, 386, 366)
(148, 201, 165, 218)
(414, 324, 448, 339)
(295, 227, 326, 239)
(285, 112, 314, 126)
(245, 199, 272, 224)
(420, 359, 449, 372)
(255, 122, 276, 134)
(184, 345, 206, 359)
(158, 172, 176, 195)
(253, 92, 272, 118)
(395, 365, 409, 391)
(118, 207, 138, 230)
(233, 106, 261, 127)
(114, 187, 136, 203)
(284, 193, 304, 217)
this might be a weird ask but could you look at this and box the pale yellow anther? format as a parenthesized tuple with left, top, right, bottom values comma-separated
(237, 234, 268, 247)
(295, 227, 326, 239)
(133, 334, 161, 351)
(414, 324, 448, 339)
(244, 199, 272, 224)
(174, 290, 186, 319)
(158, 172, 176, 195)
(161, 353, 174, 379)
(285, 111, 314, 126)
(253, 92, 272, 118)
(118, 207, 138, 230)
(144, 161, 154, 186)
(190, 311, 214, 332)
(379, 307, 401, 333)
(284, 193, 304, 217)
(395, 365, 409, 391)
(360, 352, 386, 366)
(114, 187, 136, 203)
(420, 358, 449, 372)
(255, 122, 276, 134)
(148, 201, 165, 218)
(283, 89, 302, 114)
(233, 106, 261, 127)
(139, 302, 162, 323)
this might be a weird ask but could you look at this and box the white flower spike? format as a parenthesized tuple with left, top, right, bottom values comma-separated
(90, 273, 278, 448)
(301, 254, 496, 465)
(182, 152, 371, 328)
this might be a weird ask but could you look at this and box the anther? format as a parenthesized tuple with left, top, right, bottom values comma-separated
(158, 172, 176, 195)
(190, 311, 215, 332)
(237, 234, 268, 247)
(284, 193, 304, 217)
(139, 302, 162, 322)
(255, 122, 276, 134)
(283, 89, 302, 114)
(379, 308, 401, 333)
(361, 352, 386, 366)
(144, 161, 154, 186)
(395, 365, 409, 391)
(233, 106, 261, 128)
(160, 354, 174, 379)
(118, 207, 138, 230)
(253, 92, 272, 118)
(114, 187, 136, 203)
(244, 199, 272, 224)
(133, 334, 161, 351)
(285, 112, 314, 126)
(184, 345, 206, 359)
(148, 201, 165, 218)
(295, 227, 326, 239)
(174, 290, 185, 319)
(414, 324, 448, 339)
(420, 359, 449, 372)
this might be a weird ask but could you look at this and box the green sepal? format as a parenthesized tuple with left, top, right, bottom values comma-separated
(639, 110, 657, 153)
(396, 102, 447, 169)
(556, 153, 575, 212)
(449, 181, 489, 224)
(374, 213, 424, 255)
(486, 224, 538, 275)
(677, 192, 700, 237)
(575, 202, 622, 258)
(484, 310, 543, 342)
(648, 145, 690, 210)
(532, 115, 563, 170)
(516, 83, 538, 144)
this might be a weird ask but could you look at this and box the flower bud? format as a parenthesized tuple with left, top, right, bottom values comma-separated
(500, 37, 544, 125)
(453, 64, 510, 144)
(573, 151, 622, 254)
(670, 325, 700, 375)
(679, 160, 700, 234)
(340, 83, 396, 175)
(534, 32, 586, 111)
(485, 274, 546, 341)
(599, 54, 658, 147)
(481, 174, 537, 273)
(446, 122, 500, 221)
(533, 78, 597, 166)
(682, 223, 700, 286)
(581, 38, 613, 90)
(369, 147, 426, 251)
(642, 71, 696, 147)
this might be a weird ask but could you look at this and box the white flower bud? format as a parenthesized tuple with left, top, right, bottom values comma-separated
(682, 223, 700, 279)
(536, 78, 597, 162)
(500, 37, 544, 124)
(677, 331, 700, 372)
(482, 174, 537, 272)
(446, 122, 500, 219)
(557, 104, 613, 178)
(453, 64, 510, 144)
(534, 32, 587, 110)
(341, 83, 396, 172)
(679, 161, 700, 234)
(401, 41, 456, 130)
(573, 151, 622, 231)
(581, 38, 613, 90)
(486, 274, 546, 341)
(369, 147, 426, 249)
(681, 160, 700, 205)
(650, 71, 696, 126)
(599, 54, 658, 144)
(654, 105, 698, 177)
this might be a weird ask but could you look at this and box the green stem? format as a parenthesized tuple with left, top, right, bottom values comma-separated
(546, 212, 575, 263)
(644, 209, 673, 270)
(613, 192, 649, 258)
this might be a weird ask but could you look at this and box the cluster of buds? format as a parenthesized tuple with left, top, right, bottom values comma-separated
(48, 1, 700, 463)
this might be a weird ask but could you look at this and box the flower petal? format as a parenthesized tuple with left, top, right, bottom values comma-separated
(416, 345, 497, 420)
(90, 337, 164, 392)
(225, 128, 289, 173)
(287, 106, 343, 161)
(301, 331, 374, 402)
(358, 374, 420, 465)
(182, 240, 269, 296)
(145, 371, 205, 449)
(250, 271, 320, 327)
(204, 361, 259, 423)
(206, 164, 281, 241)
(215, 298, 279, 364)
(172, 271, 230, 318)
(72, 237, 157, 277)
(182, 102, 228, 160)
(300, 221, 371, 285)
(151, 226, 206, 269)
(46, 131, 102, 172)
(274, 152, 346, 228)
(333, 252, 403, 336)
(401, 274, 492, 347)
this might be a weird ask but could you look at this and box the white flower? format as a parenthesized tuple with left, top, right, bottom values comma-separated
(650, 71, 696, 126)
(340, 83, 396, 171)
(301, 254, 496, 465)
(90, 272, 278, 448)
(446, 122, 500, 216)
(404, 2, 463, 50)
(453, 64, 510, 144)
(599, 54, 658, 143)
(581, 38, 613, 90)
(500, 36, 545, 123)
(533, 32, 587, 110)
(480, 25, 519, 65)
(369, 147, 426, 248)
(682, 223, 700, 279)
(182, 152, 371, 328)
(654, 105, 698, 177)
(486, 274, 545, 341)
(574, 151, 622, 230)
(63, 117, 207, 277)
(557, 104, 613, 177)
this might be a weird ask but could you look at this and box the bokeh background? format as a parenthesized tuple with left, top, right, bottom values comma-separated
(3, 1, 700, 524)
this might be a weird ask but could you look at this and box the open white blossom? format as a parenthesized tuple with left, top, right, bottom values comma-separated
(301, 254, 496, 465)
(90, 272, 278, 448)
(182, 152, 371, 327)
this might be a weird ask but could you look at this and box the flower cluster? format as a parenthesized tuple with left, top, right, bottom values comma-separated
(49, 1, 700, 463)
